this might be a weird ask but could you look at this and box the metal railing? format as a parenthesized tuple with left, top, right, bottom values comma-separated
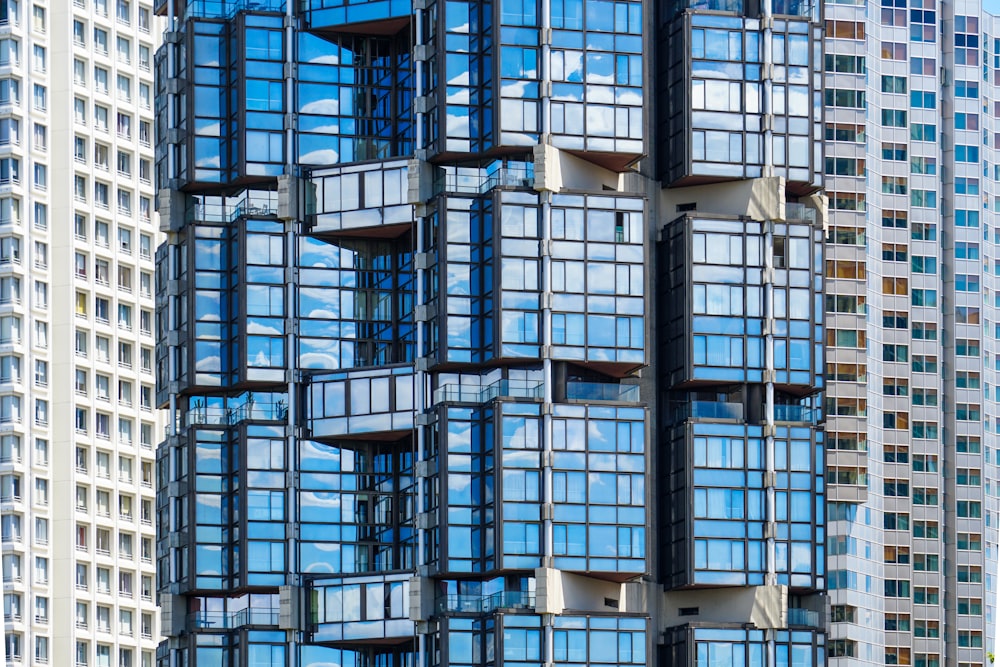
(434, 379, 543, 405)
(187, 608, 280, 630)
(435, 162, 534, 195)
(435, 590, 535, 615)
(186, 191, 279, 224)
(186, 399, 288, 427)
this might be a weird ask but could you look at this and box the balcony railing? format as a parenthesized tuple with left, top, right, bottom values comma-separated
(566, 382, 639, 402)
(304, 159, 412, 235)
(186, 190, 279, 224)
(186, 398, 288, 427)
(434, 379, 543, 405)
(435, 161, 534, 195)
(787, 608, 821, 627)
(773, 404, 821, 423)
(676, 401, 744, 421)
(188, 608, 279, 630)
(435, 590, 535, 615)
(184, 0, 284, 18)
(785, 202, 818, 224)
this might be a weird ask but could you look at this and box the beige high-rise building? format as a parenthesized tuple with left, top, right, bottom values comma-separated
(0, 0, 161, 665)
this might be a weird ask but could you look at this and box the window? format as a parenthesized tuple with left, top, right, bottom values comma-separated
(956, 338, 980, 356)
(31, 43, 43, 72)
(910, 90, 935, 108)
(881, 143, 906, 160)
(94, 182, 109, 208)
(911, 256, 936, 274)
(96, 567, 110, 593)
(881, 109, 907, 127)
(31, 162, 45, 189)
(911, 123, 936, 141)
(94, 27, 108, 53)
(910, 156, 935, 174)
(118, 227, 132, 253)
(957, 501, 981, 518)
(911, 289, 937, 307)
(31, 84, 44, 111)
(881, 75, 906, 92)
(116, 74, 131, 102)
(95, 104, 108, 132)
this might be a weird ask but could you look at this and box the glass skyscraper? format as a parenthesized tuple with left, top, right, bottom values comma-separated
(150, 0, 831, 664)
(174, 0, 1000, 661)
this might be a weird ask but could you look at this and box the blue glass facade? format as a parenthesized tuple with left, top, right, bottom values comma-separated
(154, 0, 825, 661)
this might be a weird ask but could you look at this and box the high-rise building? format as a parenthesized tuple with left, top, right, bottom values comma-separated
(823, 2, 993, 665)
(0, 0, 162, 665)
(152, 0, 831, 664)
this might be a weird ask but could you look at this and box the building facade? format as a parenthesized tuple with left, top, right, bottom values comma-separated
(824, 1, 995, 665)
(152, 0, 831, 664)
(0, 0, 163, 665)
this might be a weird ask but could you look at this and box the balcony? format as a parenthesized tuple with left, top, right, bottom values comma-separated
(787, 608, 821, 628)
(565, 382, 639, 403)
(433, 379, 543, 405)
(675, 401, 744, 421)
(309, 574, 412, 645)
(301, 0, 410, 33)
(185, 397, 288, 428)
(186, 190, 278, 225)
(435, 590, 535, 615)
(181, 0, 285, 19)
(773, 404, 821, 424)
(435, 162, 535, 195)
(187, 607, 279, 631)
(307, 366, 414, 439)
(305, 160, 413, 238)
(784, 203, 818, 224)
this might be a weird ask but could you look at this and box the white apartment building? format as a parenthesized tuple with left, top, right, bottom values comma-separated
(825, 0, 997, 664)
(0, 0, 161, 665)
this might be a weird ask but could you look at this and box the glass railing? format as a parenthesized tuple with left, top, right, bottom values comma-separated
(185, 399, 288, 427)
(304, 160, 412, 234)
(307, 366, 415, 437)
(186, 190, 279, 224)
(435, 590, 535, 615)
(184, 0, 284, 18)
(435, 161, 534, 195)
(566, 382, 640, 402)
(301, 0, 410, 28)
(676, 401, 744, 421)
(434, 379, 543, 404)
(187, 608, 279, 630)
(773, 405, 820, 423)
(787, 608, 820, 627)
(785, 203, 818, 224)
